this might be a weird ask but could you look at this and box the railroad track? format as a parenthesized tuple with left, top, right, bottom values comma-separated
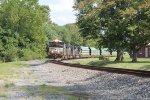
(50, 60, 150, 78)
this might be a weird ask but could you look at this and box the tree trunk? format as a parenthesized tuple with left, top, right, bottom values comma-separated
(115, 50, 123, 62)
(110, 50, 112, 55)
(3, 56, 6, 63)
(99, 47, 102, 55)
(132, 49, 137, 62)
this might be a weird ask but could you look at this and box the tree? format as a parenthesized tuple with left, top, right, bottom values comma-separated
(74, 0, 150, 62)
(65, 24, 83, 45)
(0, 0, 51, 61)
(46, 23, 86, 46)
(120, 0, 150, 62)
(74, 0, 127, 61)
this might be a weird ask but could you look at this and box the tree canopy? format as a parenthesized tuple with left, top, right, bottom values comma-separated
(74, 0, 150, 62)
(0, 0, 95, 62)
(0, 0, 50, 61)
(46, 23, 96, 46)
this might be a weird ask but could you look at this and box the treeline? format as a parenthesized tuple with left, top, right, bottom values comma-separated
(0, 0, 51, 61)
(0, 0, 96, 62)
(46, 23, 83, 45)
(46, 23, 97, 46)
(74, 0, 150, 62)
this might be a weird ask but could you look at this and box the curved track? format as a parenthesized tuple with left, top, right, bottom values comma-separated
(50, 60, 150, 78)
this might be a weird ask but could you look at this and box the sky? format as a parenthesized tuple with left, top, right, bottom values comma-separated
(39, 0, 76, 26)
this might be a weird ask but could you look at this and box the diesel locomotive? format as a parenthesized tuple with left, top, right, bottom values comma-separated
(47, 39, 81, 59)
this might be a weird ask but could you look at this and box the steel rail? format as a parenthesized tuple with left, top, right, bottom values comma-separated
(50, 60, 150, 78)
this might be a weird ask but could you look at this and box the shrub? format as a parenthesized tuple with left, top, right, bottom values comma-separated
(99, 55, 104, 60)
(20, 49, 45, 61)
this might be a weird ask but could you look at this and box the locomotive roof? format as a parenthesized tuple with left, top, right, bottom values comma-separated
(51, 39, 63, 42)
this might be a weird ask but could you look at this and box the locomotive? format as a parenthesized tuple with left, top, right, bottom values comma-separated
(47, 39, 81, 59)
(47, 39, 64, 59)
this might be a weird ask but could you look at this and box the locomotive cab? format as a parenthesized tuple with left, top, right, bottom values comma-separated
(48, 39, 64, 59)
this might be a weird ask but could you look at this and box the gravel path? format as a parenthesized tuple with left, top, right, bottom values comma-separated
(0, 60, 150, 100)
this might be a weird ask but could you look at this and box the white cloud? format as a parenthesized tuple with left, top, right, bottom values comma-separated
(49, 0, 76, 25)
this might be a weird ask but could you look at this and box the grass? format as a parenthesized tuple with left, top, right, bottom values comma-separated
(21, 84, 74, 98)
(4, 83, 15, 88)
(0, 94, 7, 97)
(23, 84, 68, 95)
(70, 56, 150, 71)
(22, 84, 88, 99)
(0, 61, 28, 81)
(0, 62, 28, 98)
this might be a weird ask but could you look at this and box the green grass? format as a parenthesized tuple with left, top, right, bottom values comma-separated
(22, 84, 88, 99)
(4, 83, 15, 88)
(21, 84, 70, 97)
(0, 93, 7, 97)
(70, 57, 150, 71)
(0, 61, 28, 81)
(32, 84, 67, 94)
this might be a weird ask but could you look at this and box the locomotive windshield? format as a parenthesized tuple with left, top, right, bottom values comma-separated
(49, 42, 64, 47)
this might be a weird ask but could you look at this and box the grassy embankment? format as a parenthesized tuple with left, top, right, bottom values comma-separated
(70, 56, 150, 71)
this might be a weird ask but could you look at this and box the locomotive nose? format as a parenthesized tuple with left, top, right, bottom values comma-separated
(54, 49, 59, 53)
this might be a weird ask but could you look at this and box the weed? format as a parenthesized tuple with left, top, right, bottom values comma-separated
(4, 83, 14, 88)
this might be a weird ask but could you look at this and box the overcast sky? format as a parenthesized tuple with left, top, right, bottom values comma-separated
(39, 0, 76, 26)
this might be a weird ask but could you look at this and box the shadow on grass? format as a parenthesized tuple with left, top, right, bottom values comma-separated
(87, 61, 117, 67)
(139, 65, 150, 71)
(17, 84, 87, 100)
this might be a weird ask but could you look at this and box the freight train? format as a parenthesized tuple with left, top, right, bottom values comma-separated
(47, 39, 117, 59)
(47, 39, 81, 59)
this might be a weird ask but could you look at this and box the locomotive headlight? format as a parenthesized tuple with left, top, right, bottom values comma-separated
(51, 50, 54, 53)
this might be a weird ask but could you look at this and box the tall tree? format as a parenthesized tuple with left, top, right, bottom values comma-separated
(0, 0, 51, 61)
(74, 0, 150, 62)
(65, 24, 83, 45)
(120, 0, 150, 62)
(74, 0, 126, 61)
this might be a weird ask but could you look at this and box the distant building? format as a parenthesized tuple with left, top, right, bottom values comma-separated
(137, 43, 150, 58)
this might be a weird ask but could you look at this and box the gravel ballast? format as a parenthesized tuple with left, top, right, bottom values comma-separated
(1, 60, 150, 100)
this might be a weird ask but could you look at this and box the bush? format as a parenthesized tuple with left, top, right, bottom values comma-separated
(99, 55, 110, 61)
(20, 49, 36, 60)
(0, 47, 18, 62)
(20, 49, 45, 61)
(99, 55, 104, 60)
(103, 56, 110, 61)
